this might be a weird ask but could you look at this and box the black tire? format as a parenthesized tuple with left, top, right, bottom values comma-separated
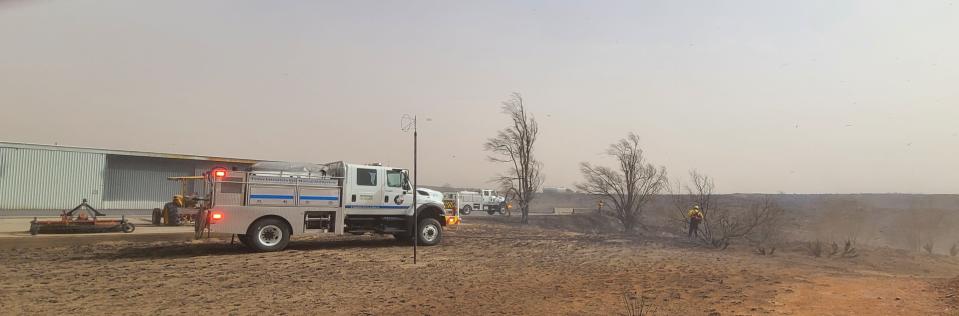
(194, 209, 208, 240)
(487, 209, 496, 215)
(246, 218, 291, 252)
(121, 222, 136, 233)
(416, 218, 443, 246)
(151, 208, 162, 225)
(460, 205, 472, 216)
(497, 207, 507, 215)
(166, 204, 180, 226)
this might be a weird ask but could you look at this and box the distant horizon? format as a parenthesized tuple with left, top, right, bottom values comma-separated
(4, 139, 957, 195)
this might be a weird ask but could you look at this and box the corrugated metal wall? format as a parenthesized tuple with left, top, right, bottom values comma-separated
(102, 156, 196, 210)
(1, 144, 255, 211)
(101, 156, 252, 210)
(0, 147, 106, 210)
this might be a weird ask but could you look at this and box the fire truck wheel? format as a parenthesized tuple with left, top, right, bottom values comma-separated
(121, 222, 136, 233)
(487, 209, 496, 215)
(151, 208, 162, 225)
(460, 205, 472, 215)
(246, 218, 290, 252)
(497, 208, 507, 215)
(417, 218, 442, 246)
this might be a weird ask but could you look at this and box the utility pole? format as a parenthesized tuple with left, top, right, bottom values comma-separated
(402, 114, 418, 264)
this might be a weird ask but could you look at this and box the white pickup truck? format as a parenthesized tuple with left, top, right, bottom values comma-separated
(444, 189, 506, 215)
(201, 161, 458, 251)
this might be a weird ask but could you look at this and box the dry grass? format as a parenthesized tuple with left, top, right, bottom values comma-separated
(805, 239, 857, 258)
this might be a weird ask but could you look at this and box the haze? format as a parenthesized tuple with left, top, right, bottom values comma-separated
(1, 0, 957, 194)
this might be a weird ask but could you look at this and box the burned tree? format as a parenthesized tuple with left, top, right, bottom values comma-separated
(669, 171, 718, 241)
(672, 171, 784, 249)
(576, 133, 668, 232)
(484, 93, 543, 224)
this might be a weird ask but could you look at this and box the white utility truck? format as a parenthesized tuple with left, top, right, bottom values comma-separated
(202, 161, 457, 252)
(444, 190, 506, 215)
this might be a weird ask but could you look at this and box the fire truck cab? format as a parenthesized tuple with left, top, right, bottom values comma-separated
(203, 161, 454, 252)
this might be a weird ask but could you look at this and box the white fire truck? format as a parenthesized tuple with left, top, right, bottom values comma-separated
(444, 189, 506, 215)
(199, 161, 457, 252)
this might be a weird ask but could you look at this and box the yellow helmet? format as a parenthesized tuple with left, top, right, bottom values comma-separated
(693, 205, 700, 210)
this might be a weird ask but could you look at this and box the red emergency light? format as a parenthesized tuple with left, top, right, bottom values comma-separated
(211, 212, 223, 221)
(212, 168, 227, 178)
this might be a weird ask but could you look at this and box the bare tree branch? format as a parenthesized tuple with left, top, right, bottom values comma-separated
(576, 133, 667, 232)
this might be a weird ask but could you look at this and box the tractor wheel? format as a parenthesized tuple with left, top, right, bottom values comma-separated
(460, 205, 472, 215)
(166, 205, 180, 226)
(151, 208, 162, 225)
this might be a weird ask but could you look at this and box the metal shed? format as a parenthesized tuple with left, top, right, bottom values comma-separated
(0, 142, 257, 213)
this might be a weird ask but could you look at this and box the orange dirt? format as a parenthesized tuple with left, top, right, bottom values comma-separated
(0, 217, 955, 315)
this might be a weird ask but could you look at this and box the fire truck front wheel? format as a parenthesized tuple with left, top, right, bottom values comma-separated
(417, 218, 443, 246)
(246, 218, 291, 252)
(460, 205, 472, 215)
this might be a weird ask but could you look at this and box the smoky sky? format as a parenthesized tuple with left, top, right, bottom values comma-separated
(1, 0, 957, 193)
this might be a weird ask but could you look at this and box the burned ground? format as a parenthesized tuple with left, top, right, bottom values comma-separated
(0, 216, 956, 315)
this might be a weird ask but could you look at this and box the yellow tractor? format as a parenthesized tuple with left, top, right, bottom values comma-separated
(151, 176, 210, 226)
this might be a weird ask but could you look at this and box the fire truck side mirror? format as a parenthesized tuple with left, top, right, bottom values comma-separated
(402, 171, 411, 190)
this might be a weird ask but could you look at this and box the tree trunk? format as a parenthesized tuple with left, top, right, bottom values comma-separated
(521, 204, 529, 224)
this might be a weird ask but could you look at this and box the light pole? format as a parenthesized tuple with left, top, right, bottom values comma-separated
(401, 114, 418, 264)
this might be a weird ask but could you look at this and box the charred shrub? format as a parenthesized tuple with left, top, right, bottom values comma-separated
(805, 240, 824, 257)
(923, 242, 935, 255)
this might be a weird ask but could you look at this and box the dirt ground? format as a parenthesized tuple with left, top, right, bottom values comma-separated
(0, 216, 956, 315)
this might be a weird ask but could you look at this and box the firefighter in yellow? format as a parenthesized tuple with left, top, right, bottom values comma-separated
(687, 205, 704, 237)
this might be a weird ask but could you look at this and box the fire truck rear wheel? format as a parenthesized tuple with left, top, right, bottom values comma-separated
(460, 205, 472, 215)
(417, 218, 442, 246)
(121, 222, 136, 233)
(246, 218, 290, 252)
